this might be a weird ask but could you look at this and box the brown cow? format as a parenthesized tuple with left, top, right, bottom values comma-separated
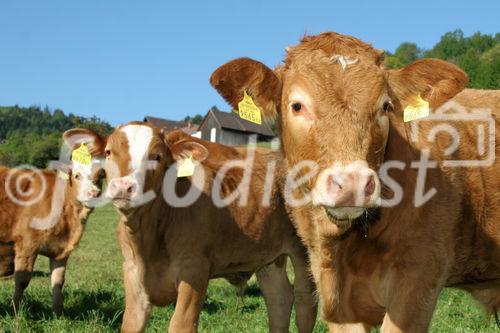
(74, 123, 317, 333)
(0, 130, 105, 314)
(210, 32, 500, 332)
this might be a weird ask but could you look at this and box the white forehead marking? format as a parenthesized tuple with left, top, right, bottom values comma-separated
(330, 54, 359, 70)
(121, 125, 153, 170)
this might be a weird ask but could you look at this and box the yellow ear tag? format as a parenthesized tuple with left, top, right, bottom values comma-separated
(177, 156, 195, 178)
(236, 91, 262, 125)
(72, 143, 92, 166)
(57, 170, 70, 181)
(404, 95, 430, 122)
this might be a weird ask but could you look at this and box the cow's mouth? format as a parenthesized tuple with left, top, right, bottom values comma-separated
(324, 206, 366, 221)
(111, 197, 132, 209)
(324, 206, 382, 232)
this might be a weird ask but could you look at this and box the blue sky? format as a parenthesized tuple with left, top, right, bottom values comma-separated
(1, 0, 498, 126)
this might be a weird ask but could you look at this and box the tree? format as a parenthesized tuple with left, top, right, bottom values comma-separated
(385, 42, 422, 68)
(386, 29, 499, 89)
(183, 114, 203, 125)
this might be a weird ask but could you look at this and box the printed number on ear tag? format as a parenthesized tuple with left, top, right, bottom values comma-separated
(404, 95, 430, 122)
(236, 91, 262, 125)
(177, 157, 195, 178)
(72, 143, 92, 166)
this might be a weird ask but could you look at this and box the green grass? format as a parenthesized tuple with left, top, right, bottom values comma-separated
(0, 205, 496, 332)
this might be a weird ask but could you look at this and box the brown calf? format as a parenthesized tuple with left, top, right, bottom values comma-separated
(76, 123, 317, 333)
(0, 130, 105, 314)
(210, 32, 500, 332)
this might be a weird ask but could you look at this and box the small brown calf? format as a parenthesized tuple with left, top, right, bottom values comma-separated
(0, 130, 105, 314)
(75, 123, 317, 333)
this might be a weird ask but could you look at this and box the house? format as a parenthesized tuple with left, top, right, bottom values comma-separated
(143, 116, 200, 137)
(197, 107, 275, 145)
(144, 107, 275, 146)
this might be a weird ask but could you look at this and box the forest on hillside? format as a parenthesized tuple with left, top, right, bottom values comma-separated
(0, 29, 498, 168)
(0, 106, 112, 168)
(385, 29, 499, 89)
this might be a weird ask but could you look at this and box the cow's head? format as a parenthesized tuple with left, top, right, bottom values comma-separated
(71, 123, 209, 212)
(62, 128, 106, 205)
(210, 32, 467, 231)
(99, 122, 173, 210)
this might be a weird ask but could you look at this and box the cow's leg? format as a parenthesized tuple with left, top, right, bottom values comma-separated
(380, 268, 444, 333)
(12, 252, 36, 312)
(168, 265, 209, 333)
(121, 260, 152, 333)
(50, 257, 68, 316)
(288, 245, 317, 333)
(0, 244, 15, 277)
(256, 255, 294, 333)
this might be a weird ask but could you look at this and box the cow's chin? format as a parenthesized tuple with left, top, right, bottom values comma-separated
(325, 206, 366, 222)
(77, 195, 98, 208)
(112, 198, 133, 210)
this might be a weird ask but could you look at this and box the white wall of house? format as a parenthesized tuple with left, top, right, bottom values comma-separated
(210, 128, 217, 142)
(191, 131, 202, 138)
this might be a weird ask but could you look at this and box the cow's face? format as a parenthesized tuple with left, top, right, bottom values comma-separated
(70, 161, 104, 204)
(103, 122, 171, 210)
(211, 32, 467, 232)
(63, 128, 106, 206)
(279, 50, 389, 221)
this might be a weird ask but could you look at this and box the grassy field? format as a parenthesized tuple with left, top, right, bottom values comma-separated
(0, 205, 497, 332)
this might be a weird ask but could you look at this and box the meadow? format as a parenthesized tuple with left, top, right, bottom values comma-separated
(0, 205, 496, 332)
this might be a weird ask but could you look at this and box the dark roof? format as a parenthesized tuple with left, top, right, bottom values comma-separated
(144, 116, 186, 131)
(199, 107, 275, 137)
(181, 124, 200, 135)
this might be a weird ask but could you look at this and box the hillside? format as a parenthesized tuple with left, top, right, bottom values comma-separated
(0, 106, 112, 168)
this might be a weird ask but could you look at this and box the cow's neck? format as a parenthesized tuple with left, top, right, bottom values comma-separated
(117, 192, 173, 261)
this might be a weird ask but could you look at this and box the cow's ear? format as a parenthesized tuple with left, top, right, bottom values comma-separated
(49, 161, 71, 174)
(210, 57, 282, 120)
(63, 128, 106, 157)
(387, 59, 468, 110)
(170, 140, 209, 163)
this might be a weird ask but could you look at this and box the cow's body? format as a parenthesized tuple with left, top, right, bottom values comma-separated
(292, 89, 500, 329)
(0, 130, 104, 314)
(0, 169, 94, 314)
(210, 32, 500, 332)
(86, 124, 317, 333)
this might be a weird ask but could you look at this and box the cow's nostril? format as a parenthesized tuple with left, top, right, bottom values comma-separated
(127, 183, 137, 195)
(365, 176, 376, 196)
(328, 175, 343, 193)
(109, 182, 118, 195)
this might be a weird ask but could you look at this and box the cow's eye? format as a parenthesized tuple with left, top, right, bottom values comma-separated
(154, 154, 161, 162)
(382, 101, 393, 113)
(291, 102, 303, 113)
(74, 173, 80, 180)
(105, 149, 111, 157)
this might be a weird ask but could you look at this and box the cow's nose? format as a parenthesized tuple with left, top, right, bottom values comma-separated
(327, 170, 378, 207)
(108, 178, 138, 199)
(87, 187, 100, 198)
